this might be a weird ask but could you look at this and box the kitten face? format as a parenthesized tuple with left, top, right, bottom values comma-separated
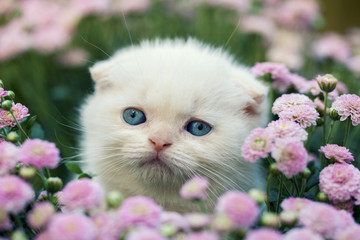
(81, 39, 268, 202)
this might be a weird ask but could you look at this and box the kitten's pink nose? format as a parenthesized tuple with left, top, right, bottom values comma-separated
(149, 138, 172, 152)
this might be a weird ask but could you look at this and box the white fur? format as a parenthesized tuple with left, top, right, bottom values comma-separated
(81, 39, 268, 212)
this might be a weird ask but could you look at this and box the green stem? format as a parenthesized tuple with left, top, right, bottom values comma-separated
(326, 120, 336, 144)
(197, 200, 207, 214)
(343, 118, 351, 147)
(268, 83, 274, 121)
(1, 128, 7, 136)
(9, 109, 29, 139)
(305, 126, 315, 149)
(323, 92, 328, 146)
(276, 174, 283, 213)
(45, 168, 52, 178)
(292, 177, 300, 196)
(266, 173, 272, 212)
(300, 178, 307, 197)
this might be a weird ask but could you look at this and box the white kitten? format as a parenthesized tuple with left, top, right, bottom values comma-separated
(81, 39, 268, 212)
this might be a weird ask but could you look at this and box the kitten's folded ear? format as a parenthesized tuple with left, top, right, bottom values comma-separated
(89, 59, 115, 91)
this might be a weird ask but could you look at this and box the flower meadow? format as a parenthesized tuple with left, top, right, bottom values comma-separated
(2, 0, 360, 239)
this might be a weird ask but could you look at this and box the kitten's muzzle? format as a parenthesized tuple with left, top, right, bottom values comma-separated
(148, 138, 172, 152)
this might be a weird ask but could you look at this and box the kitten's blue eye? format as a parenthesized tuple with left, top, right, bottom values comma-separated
(123, 108, 146, 125)
(186, 120, 212, 136)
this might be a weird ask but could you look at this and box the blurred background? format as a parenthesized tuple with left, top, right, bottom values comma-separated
(1, 0, 360, 179)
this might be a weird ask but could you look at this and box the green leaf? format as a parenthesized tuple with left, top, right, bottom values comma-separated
(78, 173, 94, 179)
(65, 162, 83, 174)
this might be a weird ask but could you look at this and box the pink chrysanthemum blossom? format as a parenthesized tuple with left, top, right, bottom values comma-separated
(319, 144, 354, 163)
(266, 120, 308, 142)
(251, 62, 290, 80)
(161, 211, 189, 232)
(184, 213, 211, 229)
(126, 227, 165, 240)
(332, 94, 360, 126)
(241, 128, 273, 162)
(333, 199, 355, 214)
(211, 214, 234, 232)
(27, 201, 55, 229)
(245, 228, 283, 240)
(179, 176, 209, 200)
(58, 178, 104, 212)
(0, 141, 19, 176)
(184, 231, 220, 240)
(312, 33, 351, 63)
(18, 139, 60, 169)
(280, 198, 313, 213)
(278, 104, 319, 128)
(92, 212, 123, 240)
(0, 103, 29, 128)
(287, 73, 310, 93)
(0, 175, 34, 213)
(272, 93, 315, 115)
(335, 225, 360, 240)
(46, 213, 96, 240)
(319, 163, 360, 204)
(298, 202, 353, 238)
(117, 196, 162, 228)
(216, 191, 259, 229)
(0, 88, 7, 98)
(271, 139, 308, 178)
(284, 228, 323, 240)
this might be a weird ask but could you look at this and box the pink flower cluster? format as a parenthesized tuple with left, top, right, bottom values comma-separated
(241, 119, 308, 178)
(319, 144, 354, 163)
(332, 94, 360, 126)
(0, 103, 29, 128)
(180, 176, 210, 200)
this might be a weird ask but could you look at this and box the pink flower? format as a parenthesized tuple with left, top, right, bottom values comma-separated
(240, 15, 275, 40)
(0, 175, 34, 213)
(335, 225, 360, 240)
(319, 144, 354, 163)
(58, 178, 104, 212)
(184, 213, 211, 229)
(319, 163, 360, 204)
(110, 0, 151, 14)
(206, 0, 251, 13)
(245, 228, 283, 240)
(211, 214, 234, 232)
(251, 62, 290, 80)
(57, 48, 89, 67)
(117, 196, 162, 228)
(312, 33, 351, 63)
(332, 94, 360, 126)
(0, 141, 19, 176)
(27, 202, 55, 229)
(281, 197, 313, 213)
(179, 175, 209, 200)
(271, 139, 308, 178)
(298, 202, 353, 238)
(18, 139, 60, 169)
(160, 211, 189, 232)
(126, 227, 165, 240)
(272, 93, 315, 115)
(0, 88, 7, 98)
(278, 104, 319, 128)
(266, 120, 308, 142)
(184, 231, 220, 240)
(241, 128, 273, 162)
(46, 213, 96, 240)
(92, 212, 123, 240)
(216, 191, 259, 229)
(284, 228, 323, 240)
(0, 103, 29, 128)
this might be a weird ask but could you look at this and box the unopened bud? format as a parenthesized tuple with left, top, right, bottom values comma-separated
(106, 191, 123, 208)
(1, 100, 12, 111)
(301, 168, 311, 179)
(6, 132, 19, 142)
(211, 214, 233, 232)
(317, 192, 328, 202)
(280, 211, 297, 227)
(6, 90, 15, 100)
(269, 164, 280, 175)
(160, 223, 177, 238)
(316, 74, 338, 92)
(47, 177, 63, 194)
(20, 166, 36, 180)
(260, 212, 280, 228)
(0, 80, 3, 88)
(248, 189, 266, 205)
(329, 108, 340, 121)
(11, 230, 28, 240)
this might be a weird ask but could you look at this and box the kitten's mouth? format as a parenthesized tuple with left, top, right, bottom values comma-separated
(138, 156, 173, 173)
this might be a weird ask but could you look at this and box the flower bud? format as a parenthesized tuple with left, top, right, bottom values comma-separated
(0, 80, 4, 88)
(11, 230, 28, 240)
(279, 211, 297, 227)
(1, 100, 12, 111)
(106, 190, 123, 208)
(248, 189, 266, 205)
(47, 177, 63, 194)
(6, 90, 15, 100)
(211, 214, 233, 232)
(317, 192, 328, 202)
(260, 212, 280, 228)
(329, 108, 340, 121)
(300, 168, 311, 179)
(20, 166, 37, 180)
(160, 223, 177, 238)
(6, 132, 20, 142)
(316, 74, 338, 92)
(269, 163, 280, 175)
